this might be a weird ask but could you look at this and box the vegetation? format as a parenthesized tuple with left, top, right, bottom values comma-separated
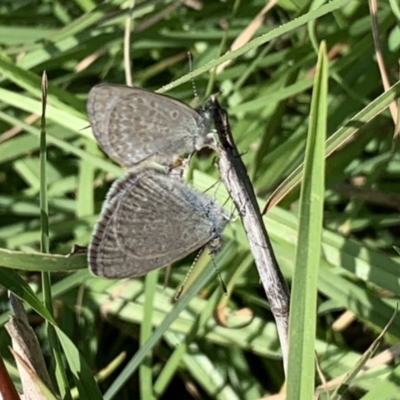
(0, 0, 399, 399)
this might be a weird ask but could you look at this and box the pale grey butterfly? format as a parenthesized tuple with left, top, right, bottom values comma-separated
(87, 84, 215, 169)
(88, 166, 228, 278)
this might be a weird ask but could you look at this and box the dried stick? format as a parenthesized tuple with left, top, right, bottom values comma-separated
(212, 96, 290, 375)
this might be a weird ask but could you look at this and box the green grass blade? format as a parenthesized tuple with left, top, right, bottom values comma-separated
(287, 41, 328, 399)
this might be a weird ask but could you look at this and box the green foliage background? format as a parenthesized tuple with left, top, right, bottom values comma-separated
(0, 0, 400, 399)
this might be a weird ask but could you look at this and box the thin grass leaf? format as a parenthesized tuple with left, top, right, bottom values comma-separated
(287, 41, 328, 399)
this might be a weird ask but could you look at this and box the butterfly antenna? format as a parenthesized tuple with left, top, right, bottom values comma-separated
(187, 51, 199, 105)
(213, 257, 228, 295)
(175, 246, 227, 301)
(162, 265, 172, 292)
(175, 248, 203, 301)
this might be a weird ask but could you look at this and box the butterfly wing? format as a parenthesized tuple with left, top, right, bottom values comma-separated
(87, 84, 210, 168)
(88, 168, 220, 278)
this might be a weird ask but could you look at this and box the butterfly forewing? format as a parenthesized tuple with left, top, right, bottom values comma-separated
(87, 84, 212, 168)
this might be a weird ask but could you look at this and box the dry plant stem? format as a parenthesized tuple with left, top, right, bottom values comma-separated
(216, 0, 278, 73)
(0, 351, 20, 400)
(315, 341, 400, 393)
(212, 96, 290, 375)
(5, 294, 54, 399)
(124, 1, 134, 87)
(0, 113, 39, 143)
(368, 0, 398, 123)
